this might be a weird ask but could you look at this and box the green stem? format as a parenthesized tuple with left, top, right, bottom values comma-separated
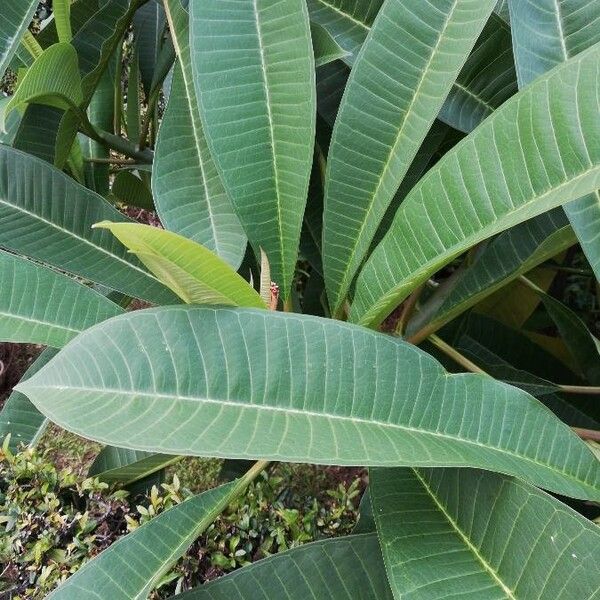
(91, 129, 154, 163)
(219, 460, 270, 512)
(429, 335, 487, 375)
(21, 30, 43, 59)
(430, 334, 600, 397)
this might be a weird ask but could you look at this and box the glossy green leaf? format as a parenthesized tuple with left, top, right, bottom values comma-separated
(5, 43, 83, 122)
(0, 348, 58, 452)
(438, 14, 517, 133)
(12, 105, 80, 168)
(509, 0, 600, 280)
(530, 285, 600, 384)
(352, 45, 600, 328)
(323, 0, 496, 314)
(0, 145, 176, 304)
(315, 60, 349, 126)
(154, 0, 246, 269)
(13, 0, 141, 167)
(48, 482, 237, 600)
(88, 447, 178, 485)
(133, 0, 166, 96)
(311, 22, 350, 67)
(95, 222, 265, 307)
(0, 250, 123, 347)
(449, 316, 600, 429)
(17, 306, 600, 500)
(408, 210, 576, 341)
(371, 467, 600, 599)
(171, 533, 392, 600)
(73, 0, 143, 103)
(111, 171, 154, 210)
(0, 0, 37, 76)
(190, 0, 316, 297)
(82, 68, 114, 195)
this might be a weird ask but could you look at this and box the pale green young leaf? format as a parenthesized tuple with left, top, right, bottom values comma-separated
(190, 0, 316, 297)
(5, 43, 83, 123)
(352, 45, 600, 328)
(323, 0, 496, 314)
(16, 306, 600, 500)
(95, 222, 265, 308)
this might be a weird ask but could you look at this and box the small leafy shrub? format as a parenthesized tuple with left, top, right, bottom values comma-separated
(1, 442, 362, 598)
(1, 0, 600, 598)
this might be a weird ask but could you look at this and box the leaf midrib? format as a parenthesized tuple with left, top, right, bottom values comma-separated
(412, 468, 517, 599)
(164, 1, 223, 258)
(25, 381, 596, 491)
(252, 0, 286, 289)
(312, 0, 371, 30)
(329, 0, 462, 309)
(0, 309, 80, 335)
(0, 198, 163, 285)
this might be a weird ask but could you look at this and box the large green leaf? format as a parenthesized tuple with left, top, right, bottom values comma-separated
(308, 1, 515, 133)
(0, 0, 37, 77)
(371, 467, 600, 599)
(17, 306, 600, 500)
(171, 533, 392, 599)
(5, 43, 83, 121)
(154, 0, 246, 269)
(0, 250, 123, 347)
(48, 482, 238, 600)
(95, 222, 265, 307)
(0, 146, 176, 304)
(0, 348, 58, 452)
(438, 14, 517, 133)
(407, 210, 576, 341)
(351, 45, 600, 328)
(190, 0, 316, 297)
(509, 0, 600, 280)
(322, 0, 496, 314)
(88, 447, 178, 486)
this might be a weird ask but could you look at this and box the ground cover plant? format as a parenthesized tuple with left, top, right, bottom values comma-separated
(1, 0, 600, 597)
